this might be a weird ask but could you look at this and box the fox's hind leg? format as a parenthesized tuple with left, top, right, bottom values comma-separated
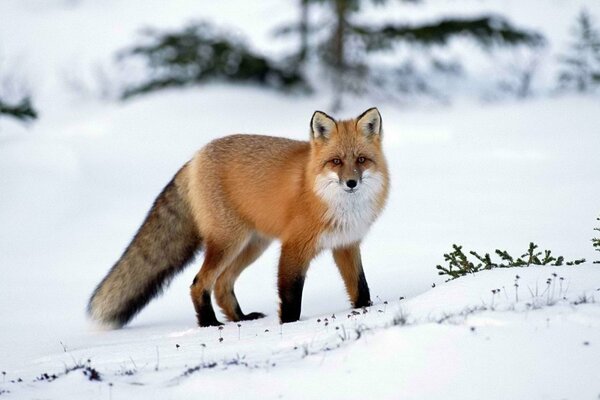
(214, 234, 271, 322)
(190, 232, 250, 327)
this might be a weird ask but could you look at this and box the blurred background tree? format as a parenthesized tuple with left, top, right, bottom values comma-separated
(0, 61, 38, 124)
(0, 97, 37, 123)
(117, 22, 309, 100)
(557, 10, 600, 93)
(114, 0, 545, 109)
(277, 0, 545, 109)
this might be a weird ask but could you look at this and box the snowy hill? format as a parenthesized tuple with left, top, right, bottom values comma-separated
(2, 266, 599, 399)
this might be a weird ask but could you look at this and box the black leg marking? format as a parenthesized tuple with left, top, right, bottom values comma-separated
(279, 276, 305, 323)
(240, 312, 267, 321)
(233, 302, 266, 321)
(228, 289, 266, 322)
(196, 291, 223, 327)
(353, 270, 371, 308)
(229, 290, 245, 320)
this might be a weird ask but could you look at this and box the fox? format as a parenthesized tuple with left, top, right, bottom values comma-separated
(88, 107, 389, 328)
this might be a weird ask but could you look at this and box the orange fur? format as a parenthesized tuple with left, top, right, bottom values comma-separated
(332, 245, 363, 305)
(186, 107, 389, 325)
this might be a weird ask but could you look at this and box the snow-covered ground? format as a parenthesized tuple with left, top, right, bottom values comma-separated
(2, 265, 600, 399)
(1, 1, 599, 399)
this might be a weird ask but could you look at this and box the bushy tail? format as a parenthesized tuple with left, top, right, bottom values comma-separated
(88, 170, 201, 328)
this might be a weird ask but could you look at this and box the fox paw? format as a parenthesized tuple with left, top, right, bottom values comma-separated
(197, 315, 224, 327)
(240, 312, 266, 321)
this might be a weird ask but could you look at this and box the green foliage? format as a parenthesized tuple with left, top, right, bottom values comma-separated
(436, 243, 586, 281)
(353, 15, 544, 51)
(0, 97, 37, 123)
(593, 216, 600, 264)
(118, 22, 308, 99)
(557, 10, 600, 92)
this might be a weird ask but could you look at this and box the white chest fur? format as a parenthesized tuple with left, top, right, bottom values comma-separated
(314, 171, 385, 250)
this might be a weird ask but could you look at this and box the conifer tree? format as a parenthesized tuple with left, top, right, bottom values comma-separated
(278, 0, 544, 109)
(0, 97, 37, 123)
(557, 10, 600, 93)
(117, 22, 308, 100)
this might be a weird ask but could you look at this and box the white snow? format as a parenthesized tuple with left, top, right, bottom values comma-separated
(3, 266, 599, 399)
(1, 1, 599, 399)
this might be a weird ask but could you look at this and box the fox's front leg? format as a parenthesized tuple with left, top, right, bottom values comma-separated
(277, 243, 313, 323)
(332, 244, 371, 308)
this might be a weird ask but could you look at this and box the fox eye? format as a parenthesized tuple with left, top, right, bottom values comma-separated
(332, 158, 342, 165)
(357, 157, 366, 164)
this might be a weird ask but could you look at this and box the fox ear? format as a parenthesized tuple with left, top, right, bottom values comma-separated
(310, 111, 336, 141)
(356, 107, 382, 138)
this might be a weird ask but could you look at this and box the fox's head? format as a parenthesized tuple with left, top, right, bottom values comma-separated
(309, 107, 387, 197)
(309, 108, 389, 237)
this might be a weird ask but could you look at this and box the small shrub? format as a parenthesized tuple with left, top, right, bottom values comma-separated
(593, 216, 600, 264)
(436, 242, 585, 281)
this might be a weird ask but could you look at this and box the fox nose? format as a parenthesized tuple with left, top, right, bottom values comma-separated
(346, 179, 357, 189)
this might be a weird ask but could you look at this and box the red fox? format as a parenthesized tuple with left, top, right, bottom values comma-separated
(88, 108, 389, 327)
